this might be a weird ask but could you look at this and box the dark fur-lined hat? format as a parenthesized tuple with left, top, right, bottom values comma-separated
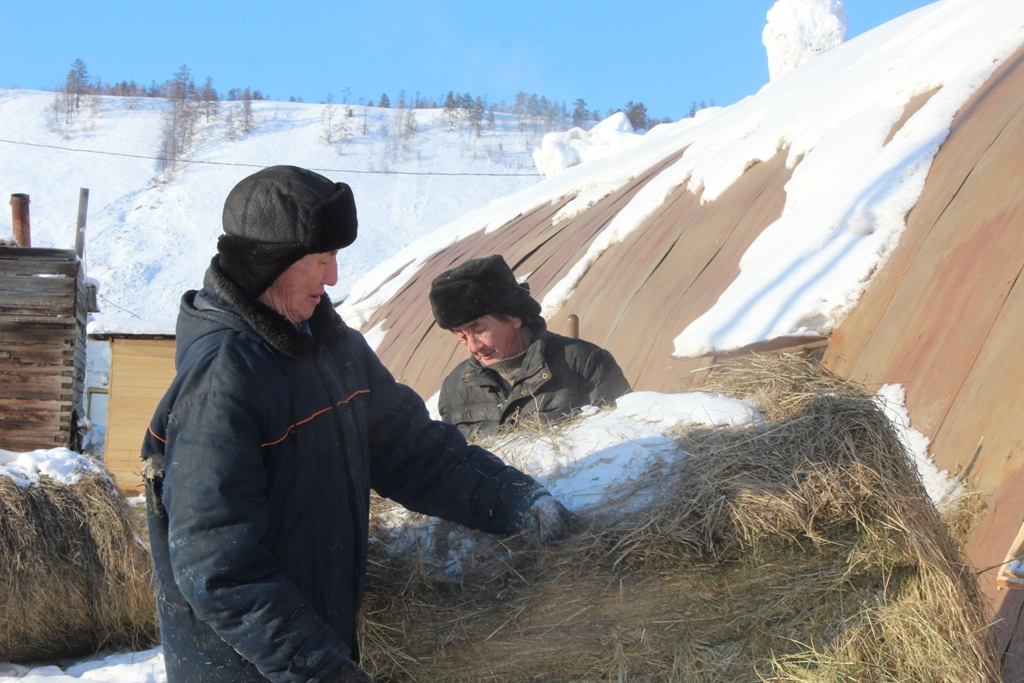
(429, 255, 542, 330)
(217, 165, 357, 297)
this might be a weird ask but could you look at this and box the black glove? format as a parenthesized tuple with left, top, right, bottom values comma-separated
(321, 658, 372, 683)
(522, 494, 581, 544)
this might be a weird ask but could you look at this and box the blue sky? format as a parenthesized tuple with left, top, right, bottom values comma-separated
(0, 0, 936, 120)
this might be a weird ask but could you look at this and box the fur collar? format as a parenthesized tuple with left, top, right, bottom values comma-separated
(206, 257, 345, 357)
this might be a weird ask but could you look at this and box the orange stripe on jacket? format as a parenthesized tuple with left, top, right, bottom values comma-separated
(148, 425, 167, 444)
(262, 389, 371, 447)
(146, 389, 371, 448)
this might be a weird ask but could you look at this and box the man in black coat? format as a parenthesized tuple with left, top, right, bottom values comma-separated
(430, 255, 631, 439)
(142, 166, 575, 683)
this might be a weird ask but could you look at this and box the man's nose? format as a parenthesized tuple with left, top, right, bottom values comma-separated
(465, 335, 484, 354)
(324, 257, 339, 286)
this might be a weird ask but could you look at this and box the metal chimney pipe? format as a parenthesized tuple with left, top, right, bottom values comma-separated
(10, 193, 30, 247)
(75, 188, 89, 261)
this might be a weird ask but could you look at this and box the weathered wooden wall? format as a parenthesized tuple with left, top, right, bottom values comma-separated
(102, 337, 176, 491)
(0, 247, 87, 451)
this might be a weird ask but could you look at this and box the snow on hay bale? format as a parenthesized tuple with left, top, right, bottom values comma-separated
(361, 356, 997, 682)
(0, 448, 157, 662)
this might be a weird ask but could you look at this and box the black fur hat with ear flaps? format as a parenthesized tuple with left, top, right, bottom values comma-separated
(216, 165, 358, 297)
(429, 255, 543, 330)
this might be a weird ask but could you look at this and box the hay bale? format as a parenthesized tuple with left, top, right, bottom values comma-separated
(0, 456, 158, 662)
(361, 355, 998, 682)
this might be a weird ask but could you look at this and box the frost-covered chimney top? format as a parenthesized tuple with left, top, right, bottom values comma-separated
(763, 0, 848, 82)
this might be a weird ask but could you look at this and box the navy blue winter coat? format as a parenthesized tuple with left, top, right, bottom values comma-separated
(142, 261, 546, 683)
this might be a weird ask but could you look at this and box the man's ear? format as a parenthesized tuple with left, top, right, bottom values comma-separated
(511, 317, 523, 330)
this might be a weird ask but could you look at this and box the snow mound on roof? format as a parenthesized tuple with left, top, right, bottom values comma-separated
(763, 0, 849, 81)
(532, 112, 644, 178)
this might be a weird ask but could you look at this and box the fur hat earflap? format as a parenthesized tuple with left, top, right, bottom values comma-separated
(429, 255, 543, 330)
(217, 165, 357, 297)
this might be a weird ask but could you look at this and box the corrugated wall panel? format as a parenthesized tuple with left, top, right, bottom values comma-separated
(371, 152, 683, 398)
(821, 44, 1024, 669)
(825, 48, 1024, 380)
(555, 152, 792, 391)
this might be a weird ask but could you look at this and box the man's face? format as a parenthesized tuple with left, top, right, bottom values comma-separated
(453, 314, 528, 365)
(259, 250, 339, 324)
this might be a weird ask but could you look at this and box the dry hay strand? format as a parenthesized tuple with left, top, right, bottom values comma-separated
(0, 470, 158, 662)
(360, 355, 998, 682)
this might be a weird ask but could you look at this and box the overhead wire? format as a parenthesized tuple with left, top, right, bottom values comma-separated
(96, 293, 141, 319)
(0, 138, 543, 178)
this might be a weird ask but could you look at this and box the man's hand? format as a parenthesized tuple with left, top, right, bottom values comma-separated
(323, 658, 372, 683)
(523, 494, 581, 544)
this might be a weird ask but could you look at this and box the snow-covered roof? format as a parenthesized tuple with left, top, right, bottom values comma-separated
(87, 318, 176, 339)
(340, 0, 1024, 361)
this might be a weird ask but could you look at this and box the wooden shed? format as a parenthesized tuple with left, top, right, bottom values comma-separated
(0, 246, 90, 452)
(88, 331, 176, 492)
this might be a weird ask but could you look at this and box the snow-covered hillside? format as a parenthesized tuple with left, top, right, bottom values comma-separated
(0, 91, 549, 323)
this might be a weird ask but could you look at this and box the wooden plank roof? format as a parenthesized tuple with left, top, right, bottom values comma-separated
(821, 44, 1024, 672)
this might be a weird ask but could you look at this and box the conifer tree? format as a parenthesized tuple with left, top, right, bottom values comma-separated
(469, 95, 485, 136)
(513, 92, 527, 131)
(321, 93, 337, 145)
(443, 91, 458, 129)
(623, 101, 648, 130)
(200, 76, 220, 122)
(240, 87, 255, 133)
(572, 98, 588, 128)
(170, 65, 194, 106)
(66, 59, 89, 111)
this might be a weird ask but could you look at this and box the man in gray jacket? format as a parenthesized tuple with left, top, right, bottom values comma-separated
(430, 255, 630, 439)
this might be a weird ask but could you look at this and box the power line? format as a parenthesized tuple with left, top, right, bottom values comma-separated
(0, 138, 543, 178)
(97, 293, 141, 319)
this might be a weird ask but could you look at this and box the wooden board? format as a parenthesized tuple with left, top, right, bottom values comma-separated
(818, 44, 1024, 677)
(997, 521, 1024, 591)
(0, 248, 86, 452)
(104, 337, 177, 492)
